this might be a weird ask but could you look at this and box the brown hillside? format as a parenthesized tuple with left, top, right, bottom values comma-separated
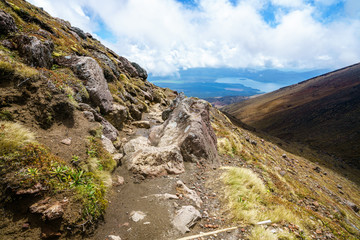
(223, 63, 360, 168)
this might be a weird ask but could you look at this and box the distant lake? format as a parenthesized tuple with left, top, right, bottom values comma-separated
(215, 77, 282, 92)
(148, 67, 330, 98)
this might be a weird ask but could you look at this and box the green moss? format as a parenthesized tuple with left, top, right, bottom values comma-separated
(85, 136, 116, 172)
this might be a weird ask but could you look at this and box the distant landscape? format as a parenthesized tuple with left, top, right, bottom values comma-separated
(148, 67, 330, 98)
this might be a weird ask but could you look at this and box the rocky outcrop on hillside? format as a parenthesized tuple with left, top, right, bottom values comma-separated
(0, 9, 17, 34)
(15, 34, 54, 68)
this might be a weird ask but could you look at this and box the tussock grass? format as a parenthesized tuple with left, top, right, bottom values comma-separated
(249, 226, 277, 240)
(222, 167, 302, 228)
(0, 121, 35, 154)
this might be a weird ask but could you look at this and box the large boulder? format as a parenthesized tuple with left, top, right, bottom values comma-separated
(151, 97, 218, 164)
(0, 9, 17, 35)
(123, 137, 185, 177)
(92, 50, 120, 81)
(57, 56, 113, 114)
(15, 35, 54, 68)
(123, 97, 218, 177)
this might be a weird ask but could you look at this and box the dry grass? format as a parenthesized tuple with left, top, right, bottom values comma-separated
(221, 167, 301, 226)
(0, 121, 35, 154)
(249, 226, 277, 240)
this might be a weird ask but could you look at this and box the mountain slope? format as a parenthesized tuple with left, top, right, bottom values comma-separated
(0, 1, 359, 240)
(223, 63, 360, 169)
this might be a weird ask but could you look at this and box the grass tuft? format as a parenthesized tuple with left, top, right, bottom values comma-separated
(0, 121, 35, 155)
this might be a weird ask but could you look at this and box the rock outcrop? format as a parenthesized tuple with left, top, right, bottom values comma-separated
(123, 97, 218, 177)
(131, 62, 148, 80)
(15, 35, 54, 68)
(57, 56, 114, 114)
(0, 9, 17, 35)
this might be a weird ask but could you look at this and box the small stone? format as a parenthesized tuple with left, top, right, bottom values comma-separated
(279, 170, 286, 176)
(313, 166, 321, 173)
(282, 154, 287, 158)
(107, 235, 121, 240)
(143, 222, 150, 225)
(337, 184, 342, 189)
(113, 176, 125, 186)
(83, 111, 95, 122)
(172, 206, 201, 234)
(113, 153, 123, 162)
(315, 229, 322, 234)
(61, 138, 71, 145)
(130, 211, 146, 222)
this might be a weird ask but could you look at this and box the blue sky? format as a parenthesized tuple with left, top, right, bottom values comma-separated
(28, 0, 360, 76)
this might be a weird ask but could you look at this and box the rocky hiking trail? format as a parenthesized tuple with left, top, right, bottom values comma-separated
(88, 96, 360, 240)
(89, 99, 249, 240)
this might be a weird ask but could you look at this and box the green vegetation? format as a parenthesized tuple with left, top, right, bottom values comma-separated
(0, 121, 108, 221)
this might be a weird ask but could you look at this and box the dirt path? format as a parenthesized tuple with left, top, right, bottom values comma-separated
(88, 104, 247, 240)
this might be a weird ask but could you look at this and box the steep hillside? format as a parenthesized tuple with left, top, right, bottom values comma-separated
(0, 1, 360, 240)
(203, 96, 248, 108)
(223, 63, 360, 169)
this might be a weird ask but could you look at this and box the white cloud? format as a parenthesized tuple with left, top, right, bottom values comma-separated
(271, 0, 305, 8)
(28, 0, 360, 76)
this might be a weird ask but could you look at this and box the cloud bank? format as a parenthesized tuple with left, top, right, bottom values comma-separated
(28, 0, 360, 76)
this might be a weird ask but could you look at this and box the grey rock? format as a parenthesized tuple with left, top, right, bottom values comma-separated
(72, 57, 113, 113)
(83, 111, 95, 122)
(282, 154, 287, 158)
(279, 170, 286, 176)
(130, 211, 146, 222)
(92, 51, 120, 80)
(176, 180, 203, 208)
(101, 119, 118, 141)
(113, 175, 124, 186)
(129, 104, 142, 121)
(124, 138, 185, 177)
(113, 153, 123, 162)
(0, 9, 17, 35)
(172, 206, 201, 234)
(131, 62, 148, 80)
(107, 235, 121, 240)
(1, 39, 14, 49)
(58, 56, 113, 113)
(345, 200, 359, 213)
(124, 97, 218, 177)
(154, 193, 179, 200)
(70, 26, 87, 39)
(116, 56, 139, 78)
(78, 103, 118, 140)
(107, 104, 128, 129)
(101, 135, 116, 154)
(61, 138, 72, 145)
(15, 35, 53, 68)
